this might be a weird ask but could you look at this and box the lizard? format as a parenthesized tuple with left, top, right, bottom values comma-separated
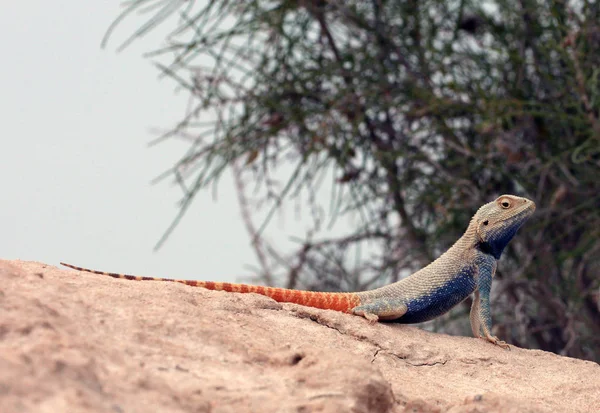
(61, 194, 535, 348)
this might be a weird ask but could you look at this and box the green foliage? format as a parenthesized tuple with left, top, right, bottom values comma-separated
(112, 0, 600, 361)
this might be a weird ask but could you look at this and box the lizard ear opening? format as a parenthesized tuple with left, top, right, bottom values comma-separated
(476, 220, 488, 243)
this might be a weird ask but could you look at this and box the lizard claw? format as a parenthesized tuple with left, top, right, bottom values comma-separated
(485, 336, 510, 350)
(364, 313, 379, 324)
(354, 310, 379, 324)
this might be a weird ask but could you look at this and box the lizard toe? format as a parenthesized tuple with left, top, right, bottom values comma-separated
(484, 335, 510, 350)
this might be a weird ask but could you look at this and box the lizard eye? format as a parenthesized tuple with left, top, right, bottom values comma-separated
(500, 199, 511, 209)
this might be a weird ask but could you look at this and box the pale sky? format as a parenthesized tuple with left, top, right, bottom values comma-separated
(1, 1, 345, 282)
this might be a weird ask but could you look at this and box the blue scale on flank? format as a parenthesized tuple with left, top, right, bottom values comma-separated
(393, 268, 477, 324)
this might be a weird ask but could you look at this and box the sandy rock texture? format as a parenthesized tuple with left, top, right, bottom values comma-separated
(1, 259, 599, 413)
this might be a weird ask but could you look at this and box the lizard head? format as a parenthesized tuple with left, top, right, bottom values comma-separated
(473, 194, 536, 259)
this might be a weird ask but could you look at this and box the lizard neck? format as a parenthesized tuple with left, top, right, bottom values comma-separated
(469, 209, 531, 260)
(449, 217, 501, 260)
(458, 219, 501, 259)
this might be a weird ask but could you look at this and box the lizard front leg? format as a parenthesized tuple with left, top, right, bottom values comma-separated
(470, 289, 482, 339)
(472, 260, 509, 349)
(352, 299, 408, 323)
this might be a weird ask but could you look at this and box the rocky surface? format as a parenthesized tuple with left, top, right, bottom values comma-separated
(1, 259, 599, 413)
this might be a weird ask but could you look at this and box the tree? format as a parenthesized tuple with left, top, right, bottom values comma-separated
(109, 0, 600, 361)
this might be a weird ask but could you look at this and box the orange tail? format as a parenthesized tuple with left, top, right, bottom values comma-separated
(60, 262, 361, 313)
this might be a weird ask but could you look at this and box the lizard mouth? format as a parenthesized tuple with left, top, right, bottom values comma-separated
(524, 199, 536, 212)
(501, 205, 535, 228)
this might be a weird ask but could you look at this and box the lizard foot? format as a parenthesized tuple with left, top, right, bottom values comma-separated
(483, 335, 510, 350)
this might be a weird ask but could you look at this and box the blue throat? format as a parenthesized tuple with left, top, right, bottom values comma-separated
(479, 214, 528, 259)
(478, 240, 505, 260)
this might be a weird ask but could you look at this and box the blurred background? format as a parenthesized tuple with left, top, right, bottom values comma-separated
(1, 1, 598, 362)
(0, 1, 303, 281)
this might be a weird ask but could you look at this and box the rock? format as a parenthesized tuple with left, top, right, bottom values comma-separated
(1, 260, 598, 413)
